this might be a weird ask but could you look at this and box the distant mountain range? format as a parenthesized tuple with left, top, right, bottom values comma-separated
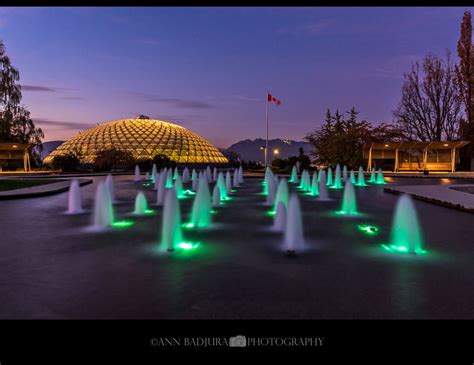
(224, 138, 313, 163)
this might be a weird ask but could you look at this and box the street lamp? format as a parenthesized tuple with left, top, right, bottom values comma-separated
(260, 146, 266, 166)
(273, 149, 279, 156)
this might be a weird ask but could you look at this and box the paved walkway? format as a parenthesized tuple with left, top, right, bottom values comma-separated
(384, 184, 474, 212)
(0, 179, 93, 200)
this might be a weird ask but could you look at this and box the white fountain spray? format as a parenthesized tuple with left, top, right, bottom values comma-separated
(91, 181, 114, 229)
(357, 166, 366, 186)
(273, 178, 289, 211)
(343, 165, 348, 182)
(151, 164, 158, 182)
(105, 174, 116, 203)
(153, 172, 161, 190)
(191, 177, 212, 228)
(66, 179, 83, 214)
(350, 169, 356, 184)
(369, 168, 376, 183)
(213, 167, 218, 182)
(182, 167, 190, 183)
(311, 172, 319, 196)
(217, 172, 227, 200)
(318, 169, 329, 201)
(341, 179, 357, 215)
(273, 201, 287, 232)
(192, 173, 199, 191)
(161, 188, 182, 252)
(266, 176, 277, 206)
(238, 165, 244, 184)
(212, 184, 221, 208)
(156, 172, 167, 206)
(206, 166, 212, 182)
(173, 167, 179, 180)
(284, 193, 304, 254)
(326, 167, 333, 186)
(174, 175, 184, 198)
(167, 168, 174, 186)
(376, 168, 385, 184)
(233, 168, 240, 188)
(133, 191, 148, 215)
(134, 165, 141, 182)
(191, 168, 197, 182)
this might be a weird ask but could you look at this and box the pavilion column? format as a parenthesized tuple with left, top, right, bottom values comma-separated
(367, 145, 373, 172)
(394, 147, 399, 173)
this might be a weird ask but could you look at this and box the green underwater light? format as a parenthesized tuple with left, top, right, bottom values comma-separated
(381, 244, 427, 255)
(182, 222, 194, 229)
(210, 210, 218, 214)
(266, 210, 276, 216)
(335, 210, 359, 216)
(358, 224, 379, 236)
(143, 183, 152, 187)
(145, 209, 155, 214)
(112, 220, 134, 228)
(178, 242, 199, 250)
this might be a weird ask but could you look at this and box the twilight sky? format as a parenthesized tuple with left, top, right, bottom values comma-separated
(0, 6, 472, 148)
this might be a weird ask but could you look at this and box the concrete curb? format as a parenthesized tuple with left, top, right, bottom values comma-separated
(0, 179, 93, 200)
(384, 186, 474, 214)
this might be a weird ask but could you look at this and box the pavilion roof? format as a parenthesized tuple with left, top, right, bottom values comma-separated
(363, 141, 470, 152)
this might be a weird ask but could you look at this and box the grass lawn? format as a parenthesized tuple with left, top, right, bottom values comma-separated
(0, 179, 66, 191)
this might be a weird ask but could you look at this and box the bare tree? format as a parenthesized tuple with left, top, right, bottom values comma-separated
(393, 51, 464, 141)
(456, 10, 473, 129)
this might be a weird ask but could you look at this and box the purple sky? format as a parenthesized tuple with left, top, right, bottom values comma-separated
(0, 7, 472, 148)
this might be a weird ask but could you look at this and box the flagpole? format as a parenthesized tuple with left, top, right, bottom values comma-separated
(265, 91, 269, 167)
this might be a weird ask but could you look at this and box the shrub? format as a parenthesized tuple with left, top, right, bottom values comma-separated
(50, 151, 81, 172)
(93, 147, 135, 171)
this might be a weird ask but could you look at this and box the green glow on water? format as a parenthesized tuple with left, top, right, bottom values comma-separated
(210, 210, 218, 214)
(220, 196, 231, 201)
(329, 185, 343, 189)
(184, 190, 196, 195)
(355, 182, 368, 187)
(182, 222, 195, 229)
(335, 210, 359, 216)
(112, 220, 134, 228)
(143, 183, 152, 187)
(266, 210, 276, 216)
(178, 242, 200, 250)
(381, 244, 427, 255)
(358, 224, 379, 236)
(145, 209, 155, 214)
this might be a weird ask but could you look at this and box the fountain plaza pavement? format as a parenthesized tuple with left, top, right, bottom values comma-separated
(1, 174, 474, 319)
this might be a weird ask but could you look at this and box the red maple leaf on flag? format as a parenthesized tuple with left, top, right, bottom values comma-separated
(267, 93, 281, 106)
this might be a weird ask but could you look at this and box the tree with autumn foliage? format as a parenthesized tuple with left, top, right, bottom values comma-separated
(304, 108, 405, 168)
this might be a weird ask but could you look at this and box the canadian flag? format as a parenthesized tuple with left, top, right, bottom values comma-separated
(267, 93, 281, 106)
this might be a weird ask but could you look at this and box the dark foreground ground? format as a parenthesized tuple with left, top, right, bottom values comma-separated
(1, 174, 473, 319)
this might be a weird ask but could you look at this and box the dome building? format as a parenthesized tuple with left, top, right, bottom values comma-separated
(44, 116, 228, 164)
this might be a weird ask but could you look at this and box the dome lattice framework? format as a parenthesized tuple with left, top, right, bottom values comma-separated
(44, 117, 228, 164)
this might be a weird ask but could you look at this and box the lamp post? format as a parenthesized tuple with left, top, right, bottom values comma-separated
(260, 146, 266, 166)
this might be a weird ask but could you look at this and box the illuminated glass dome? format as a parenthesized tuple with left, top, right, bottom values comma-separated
(44, 117, 228, 164)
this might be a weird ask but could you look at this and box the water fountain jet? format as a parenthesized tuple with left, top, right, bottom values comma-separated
(66, 179, 83, 214)
(284, 193, 304, 254)
(161, 188, 182, 252)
